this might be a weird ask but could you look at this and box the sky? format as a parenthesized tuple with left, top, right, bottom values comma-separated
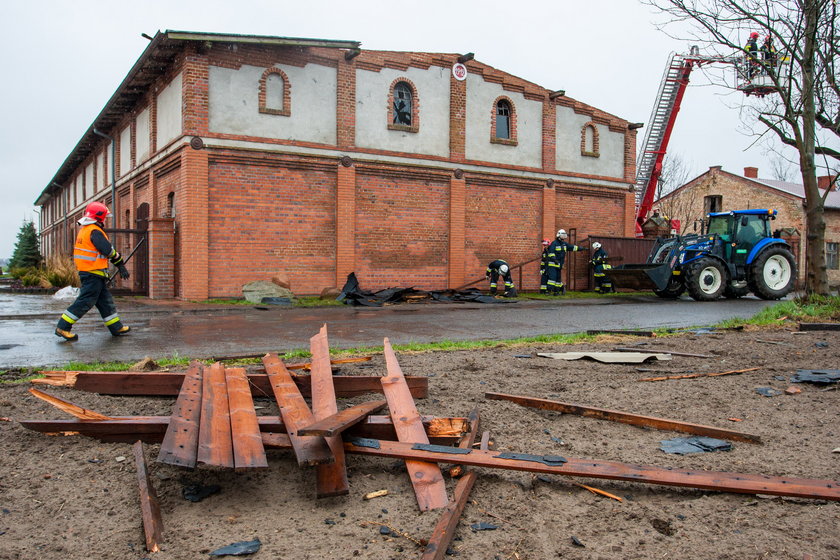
(0, 0, 826, 259)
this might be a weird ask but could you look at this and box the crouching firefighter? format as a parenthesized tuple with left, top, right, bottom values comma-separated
(485, 260, 517, 297)
(590, 242, 614, 293)
(55, 202, 131, 341)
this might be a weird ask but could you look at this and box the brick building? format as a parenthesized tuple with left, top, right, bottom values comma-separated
(34, 31, 638, 300)
(657, 165, 840, 287)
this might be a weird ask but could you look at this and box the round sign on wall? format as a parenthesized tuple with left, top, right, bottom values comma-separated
(452, 62, 467, 81)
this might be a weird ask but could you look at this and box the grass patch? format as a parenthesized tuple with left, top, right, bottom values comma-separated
(717, 294, 840, 329)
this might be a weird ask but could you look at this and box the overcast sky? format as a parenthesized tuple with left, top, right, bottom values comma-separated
(0, 0, 826, 259)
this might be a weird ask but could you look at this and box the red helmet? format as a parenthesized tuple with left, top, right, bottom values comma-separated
(750, 31, 759, 39)
(542, 239, 551, 246)
(84, 201, 111, 222)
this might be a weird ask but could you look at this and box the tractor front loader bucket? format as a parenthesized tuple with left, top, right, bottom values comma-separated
(605, 263, 673, 291)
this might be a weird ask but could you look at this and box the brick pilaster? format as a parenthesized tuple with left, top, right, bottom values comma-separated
(542, 182, 556, 239)
(625, 189, 637, 237)
(542, 99, 556, 172)
(335, 160, 356, 286)
(449, 71, 466, 161)
(179, 148, 209, 299)
(336, 57, 356, 149)
(448, 172, 466, 288)
(182, 46, 210, 137)
(147, 217, 175, 299)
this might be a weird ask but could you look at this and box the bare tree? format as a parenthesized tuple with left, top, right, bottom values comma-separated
(645, 0, 839, 295)
(769, 154, 796, 181)
(657, 152, 695, 198)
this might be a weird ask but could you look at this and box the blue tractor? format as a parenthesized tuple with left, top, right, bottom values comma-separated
(606, 209, 797, 301)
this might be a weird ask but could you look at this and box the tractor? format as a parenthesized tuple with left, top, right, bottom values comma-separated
(606, 209, 797, 301)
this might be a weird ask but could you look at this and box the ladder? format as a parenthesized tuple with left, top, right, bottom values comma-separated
(634, 53, 694, 216)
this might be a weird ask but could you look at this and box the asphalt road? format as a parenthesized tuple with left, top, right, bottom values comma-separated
(0, 292, 781, 369)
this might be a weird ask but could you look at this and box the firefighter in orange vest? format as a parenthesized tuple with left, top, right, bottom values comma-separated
(55, 202, 131, 341)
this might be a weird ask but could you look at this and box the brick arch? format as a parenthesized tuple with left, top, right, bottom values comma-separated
(387, 77, 419, 133)
(490, 95, 518, 146)
(581, 121, 600, 157)
(258, 67, 291, 116)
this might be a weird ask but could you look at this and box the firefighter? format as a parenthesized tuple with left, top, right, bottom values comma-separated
(546, 229, 583, 296)
(745, 31, 760, 78)
(55, 202, 131, 341)
(590, 242, 614, 294)
(761, 35, 777, 75)
(539, 239, 551, 294)
(485, 260, 516, 297)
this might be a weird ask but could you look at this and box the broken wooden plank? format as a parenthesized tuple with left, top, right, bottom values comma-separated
(612, 347, 714, 358)
(799, 323, 840, 331)
(587, 329, 655, 337)
(19, 415, 467, 445)
(33, 371, 428, 398)
(157, 362, 203, 468)
(225, 367, 268, 469)
(459, 407, 481, 450)
(297, 400, 387, 437)
(196, 362, 234, 468)
(310, 325, 350, 497)
(638, 367, 760, 382)
(343, 439, 840, 502)
(485, 393, 762, 444)
(132, 441, 163, 552)
(262, 353, 333, 467)
(422, 423, 489, 560)
(28, 388, 112, 420)
(381, 338, 448, 511)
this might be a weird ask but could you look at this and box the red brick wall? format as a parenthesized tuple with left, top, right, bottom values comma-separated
(206, 157, 336, 297)
(354, 170, 449, 290)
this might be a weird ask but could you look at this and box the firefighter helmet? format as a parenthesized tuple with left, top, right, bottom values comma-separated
(556, 229, 567, 239)
(750, 31, 759, 39)
(592, 242, 602, 250)
(499, 264, 509, 274)
(84, 202, 111, 222)
(542, 239, 551, 247)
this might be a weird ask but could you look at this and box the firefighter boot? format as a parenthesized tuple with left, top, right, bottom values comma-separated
(489, 287, 497, 296)
(560, 285, 567, 296)
(503, 287, 518, 298)
(112, 325, 131, 336)
(55, 328, 78, 341)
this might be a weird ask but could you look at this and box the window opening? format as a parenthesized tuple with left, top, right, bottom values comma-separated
(393, 82, 412, 126)
(704, 195, 722, 215)
(827, 242, 839, 270)
(496, 100, 511, 139)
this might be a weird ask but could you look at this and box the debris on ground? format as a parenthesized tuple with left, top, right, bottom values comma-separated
(660, 436, 733, 455)
(791, 369, 840, 384)
(536, 351, 672, 364)
(755, 387, 782, 397)
(336, 272, 509, 306)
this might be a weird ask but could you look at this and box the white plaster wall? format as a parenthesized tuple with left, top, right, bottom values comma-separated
(208, 63, 337, 145)
(555, 106, 625, 178)
(464, 74, 542, 167)
(85, 163, 94, 201)
(355, 66, 450, 157)
(136, 108, 150, 164)
(96, 153, 105, 191)
(119, 126, 132, 177)
(156, 73, 183, 148)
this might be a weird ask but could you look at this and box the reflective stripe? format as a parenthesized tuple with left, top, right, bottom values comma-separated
(74, 254, 98, 261)
(61, 313, 78, 324)
(104, 315, 120, 326)
(76, 247, 99, 255)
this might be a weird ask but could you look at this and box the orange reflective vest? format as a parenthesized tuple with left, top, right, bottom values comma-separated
(73, 224, 110, 273)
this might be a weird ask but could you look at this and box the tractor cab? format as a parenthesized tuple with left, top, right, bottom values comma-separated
(706, 209, 776, 268)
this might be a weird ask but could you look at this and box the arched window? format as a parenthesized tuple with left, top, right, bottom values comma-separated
(490, 96, 517, 145)
(388, 78, 419, 132)
(259, 67, 291, 116)
(167, 192, 176, 218)
(581, 122, 600, 157)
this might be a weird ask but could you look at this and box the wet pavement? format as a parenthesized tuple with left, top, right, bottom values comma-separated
(0, 289, 781, 369)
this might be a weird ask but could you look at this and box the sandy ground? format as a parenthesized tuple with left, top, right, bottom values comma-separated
(1, 326, 838, 560)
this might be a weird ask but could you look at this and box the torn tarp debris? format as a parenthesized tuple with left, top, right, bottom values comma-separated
(660, 436, 733, 455)
(209, 538, 262, 556)
(337, 272, 509, 306)
(791, 369, 840, 384)
(755, 387, 782, 397)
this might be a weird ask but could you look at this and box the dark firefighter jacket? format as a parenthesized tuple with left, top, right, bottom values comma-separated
(547, 240, 580, 269)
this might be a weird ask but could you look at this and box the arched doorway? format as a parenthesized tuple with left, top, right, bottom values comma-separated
(134, 202, 150, 294)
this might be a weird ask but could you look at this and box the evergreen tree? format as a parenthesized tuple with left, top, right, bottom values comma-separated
(9, 221, 42, 269)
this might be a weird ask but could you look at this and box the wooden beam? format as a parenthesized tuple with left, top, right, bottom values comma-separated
(422, 425, 488, 560)
(638, 367, 760, 382)
(310, 325, 350, 497)
(381, 338, 449, 511)
(32, 370, 428, 398)
(297, 400, 387, 437)
(196, 363, 234, 468)
(799, 323, 840, 331)
(262, 353, 334, 466)
(157, 362, 203, 467)
(28, 388, 112, 420)
(343, 439, 840, 502)
(587, 329, 655, 337)
(132, 441, 163, 552)
(485, 393, 762, 444)
(459, 407, 481, 450)
(225, 367, 268, 469)
(19, 415, 467, 445)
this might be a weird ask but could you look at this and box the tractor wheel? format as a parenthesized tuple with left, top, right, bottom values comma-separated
(723, 280, 750, 299)
(654, 277, 685, 299)
(748, 246, 797, 300)
(685, 257, 728, 301)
